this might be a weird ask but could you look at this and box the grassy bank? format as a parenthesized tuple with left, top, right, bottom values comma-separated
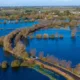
(33, 66, 56, 80)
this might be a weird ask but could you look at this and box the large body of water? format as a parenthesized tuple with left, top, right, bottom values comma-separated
(0, 19, 80, 80)
(0, 68, 50, 80)
(27, 29, 80, 67)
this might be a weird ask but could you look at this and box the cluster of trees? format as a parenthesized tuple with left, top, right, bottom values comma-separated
(30, 49, 36, 58)
(13, 42, 28, 59)
(0, 9, 80, 30)
(45, 55, 72, 70)
(3, 30, 19, 52)
(0, 59, 35, 69)
(29, 49, 80, 76)
(21, 59, 35, 67)
(1, 8, 80, 22)
(11, 60, 20, 68)
(74, 64, 80, 75)
(38, 52, 80, 76)
(14, 32, 22, 45)
(0, 19, 35, 25)
(30, 33, 63, 39)
(1, 61, 8, 69)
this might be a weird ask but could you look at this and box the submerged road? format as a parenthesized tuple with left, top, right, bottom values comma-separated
(36, 60, 80, 80)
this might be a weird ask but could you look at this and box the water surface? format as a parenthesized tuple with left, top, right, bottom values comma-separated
(0, 68, 50, 80)
(0, 20, 38, 36)
(27, 29, 80, 67)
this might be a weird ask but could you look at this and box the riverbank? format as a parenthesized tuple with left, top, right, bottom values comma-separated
(34, 67, 56, 80)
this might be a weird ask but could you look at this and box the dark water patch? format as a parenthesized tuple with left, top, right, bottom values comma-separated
(0, 67, 50, 80)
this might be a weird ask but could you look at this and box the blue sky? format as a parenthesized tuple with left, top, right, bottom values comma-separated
(0, 0, 80, 6)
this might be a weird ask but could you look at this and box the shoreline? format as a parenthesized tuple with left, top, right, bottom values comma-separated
(34, 67, 56, 80)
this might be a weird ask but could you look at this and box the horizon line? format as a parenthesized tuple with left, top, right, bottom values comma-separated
(0, 5, 80, 7)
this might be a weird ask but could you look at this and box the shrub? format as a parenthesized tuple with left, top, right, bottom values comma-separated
(60, 35, 64, 39)
(49, 34, 55, 39)
(71, 33, 75, 38)
(20, 61, 29, 67)
(29, 35, 34, 39)
(43, 34, 49, 39)
(21, 60, 35, 68)
(22, 52, 29, 60)
(36, 34, 42, 39)
(11, 60, 20, 68)
(1, 61, 8, 69)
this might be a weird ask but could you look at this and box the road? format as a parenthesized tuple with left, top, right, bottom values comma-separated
(36, 59, 80, 80)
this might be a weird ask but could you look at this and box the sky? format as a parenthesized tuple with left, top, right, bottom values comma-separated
(0, 0, 80, 6)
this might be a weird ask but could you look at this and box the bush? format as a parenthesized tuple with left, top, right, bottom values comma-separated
(49, 34, 55, 39)
(36, 34, 42, 39)
(21, 60, 35, 68)
(29, 35, 34, 39)
(20, 61, 29, 67)
(71, 33, 75, 38)
(1, 61, 8, 69)
(22, 52, 29, 60)
(11, 60, 20, 68)
(43, 34, 49, 39)
(60, 35, 64, 39)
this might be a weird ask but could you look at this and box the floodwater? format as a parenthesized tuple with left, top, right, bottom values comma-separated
(27, 29, 80, 67)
